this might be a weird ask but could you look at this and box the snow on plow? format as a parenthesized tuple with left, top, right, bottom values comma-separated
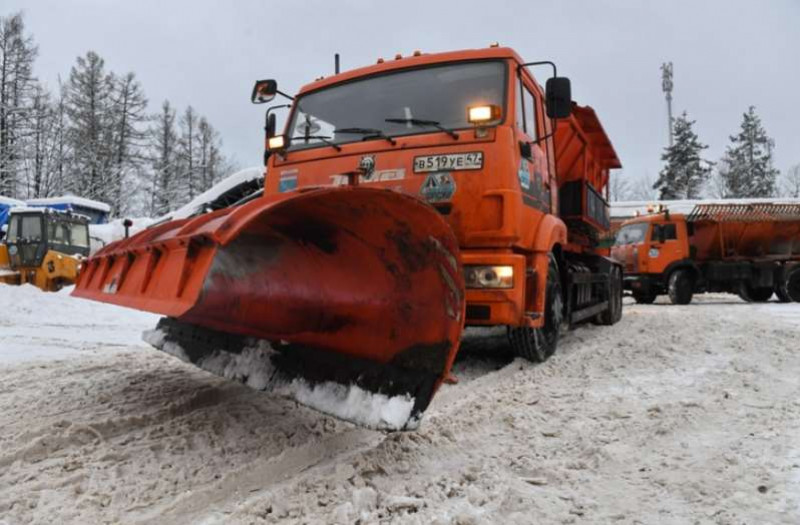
(73, 187, 465, 429)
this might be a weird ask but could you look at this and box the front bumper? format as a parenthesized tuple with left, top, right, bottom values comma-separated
(623, 273, 662, 294)
(461, 251, 540, 328)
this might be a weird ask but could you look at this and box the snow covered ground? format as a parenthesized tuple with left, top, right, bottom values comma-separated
(1, 285, 799, 524)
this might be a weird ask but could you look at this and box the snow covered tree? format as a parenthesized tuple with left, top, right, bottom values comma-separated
(652, 112, 712, 200)
(64, 51, 116, 203)
(629, 173, 658, 201)
(196, 116, 226, 191)
(21, 83, 60, 197)
(108, 71, 147, 214)
(177, 105, 199, 200)
(609, 170, 631, 202)
(781, 164, 800, 198)
(719, 106, 779, 198)
(0, 12, 38, 197)
(148, 100, 179, 216)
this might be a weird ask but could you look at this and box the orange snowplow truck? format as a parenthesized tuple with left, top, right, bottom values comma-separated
(611, 203, 800, 304)
(73, 47, 622, 429)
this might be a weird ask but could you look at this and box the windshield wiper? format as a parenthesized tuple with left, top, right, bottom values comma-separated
(288, 135, 341, 151)
(384, 118, 459, 140)
(335, 127, 397, 145)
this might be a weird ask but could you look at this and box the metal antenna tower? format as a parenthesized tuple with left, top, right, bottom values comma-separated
(661, 62, 674, 147)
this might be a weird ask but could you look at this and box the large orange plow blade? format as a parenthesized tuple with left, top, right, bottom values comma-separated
(73, 187, 465, 429)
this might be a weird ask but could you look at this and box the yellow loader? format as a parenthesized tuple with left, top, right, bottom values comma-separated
(0, 208, 90, 292)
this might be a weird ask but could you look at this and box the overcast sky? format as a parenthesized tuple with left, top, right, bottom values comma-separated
(7, 0, 800, 185)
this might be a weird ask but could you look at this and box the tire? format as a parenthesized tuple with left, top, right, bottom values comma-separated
(775, 281, 791, 303)
(507, 256, 563, 363)
(668, 269, 694, 305)
(738, 283, 773, 303)
(632, 290, 657, 304)
(598, 265, 623, 324)
(786, 268, 800, 303)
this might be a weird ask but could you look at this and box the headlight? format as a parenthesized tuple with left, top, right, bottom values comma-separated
(467, 104, 502, 124)
(465, 265, 513, 289)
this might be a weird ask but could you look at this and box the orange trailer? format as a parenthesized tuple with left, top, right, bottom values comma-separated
(611, 203, 800, 304)
(73, 47, 622, 429)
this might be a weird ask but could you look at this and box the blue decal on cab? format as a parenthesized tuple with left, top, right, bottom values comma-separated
(279, 175, 298, 193)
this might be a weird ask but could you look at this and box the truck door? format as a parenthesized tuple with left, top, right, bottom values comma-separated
(515, 74, 549, 213)
(648, 221, 684, 273)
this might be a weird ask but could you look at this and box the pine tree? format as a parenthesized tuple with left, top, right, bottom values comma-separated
(0, 12, 38, 197)
(653, 112, 712, 200)
(64, 51, 116, 203)
(719, 106, 779, 198)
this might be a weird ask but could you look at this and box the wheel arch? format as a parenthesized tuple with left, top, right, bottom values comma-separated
(662, 259, 700, 288)
(530, 215, 568, 255)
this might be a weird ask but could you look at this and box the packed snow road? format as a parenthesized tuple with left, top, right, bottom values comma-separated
(1, 284, 799, 524)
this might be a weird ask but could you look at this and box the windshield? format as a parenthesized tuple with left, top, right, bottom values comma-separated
(15, 215, 43, 242)
(70, 223, 89, 247)
(286, 60, 507, 150)
(614, 223, 649, 246)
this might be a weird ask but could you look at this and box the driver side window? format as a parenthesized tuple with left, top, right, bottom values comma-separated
(651, 223, 677, 242)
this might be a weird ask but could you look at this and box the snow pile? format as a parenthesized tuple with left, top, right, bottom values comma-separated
(289, 380, 416, 431)
(144, 327, 417, 430)
(0, 195, 25, 207)
(162, 167, 263, 221)
(0, 283, 159, 363)
(89, 217, 155, 252)
(25, 195, 111, 213)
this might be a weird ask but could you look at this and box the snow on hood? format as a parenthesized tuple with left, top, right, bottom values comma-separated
(161, 167, 264, 222)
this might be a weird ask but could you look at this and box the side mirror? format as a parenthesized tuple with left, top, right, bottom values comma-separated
(251, 79, 278, 104)
(545, 77, 572, 119)
(266, 113, 277, 138)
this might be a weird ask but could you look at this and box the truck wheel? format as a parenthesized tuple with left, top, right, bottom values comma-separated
(774, 281, 791, 303)
(507, 256, 563, 363)
(598, 265, 623, 325)
(738, 283, 773, 302)
(787, 269, 800, 302)
(632, 291, 657, 304)
(668, 269, 693, 305)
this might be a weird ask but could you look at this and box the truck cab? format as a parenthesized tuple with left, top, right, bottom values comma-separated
(611, 212, 692, 303)
(257, 46, 622, 359)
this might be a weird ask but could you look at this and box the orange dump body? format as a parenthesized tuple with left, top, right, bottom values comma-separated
(687, 204, 800, 261)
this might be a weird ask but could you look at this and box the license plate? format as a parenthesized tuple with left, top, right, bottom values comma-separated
(413, 152, 483, 173)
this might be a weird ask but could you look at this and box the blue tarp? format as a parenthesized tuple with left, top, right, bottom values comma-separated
(0, 202, 11, 230)
(0, 197, 24, 230)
